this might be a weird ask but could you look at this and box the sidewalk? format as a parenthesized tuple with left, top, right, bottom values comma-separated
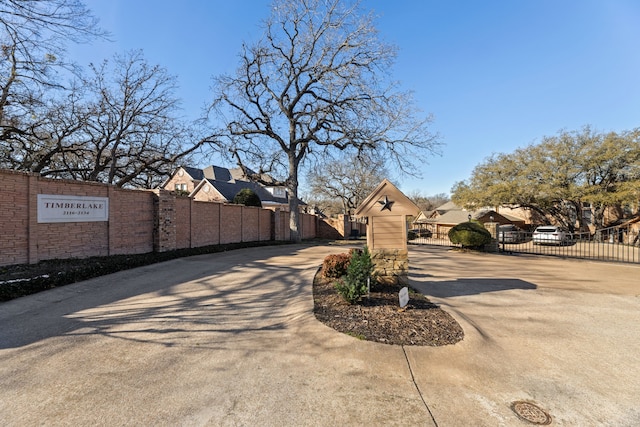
(1, 244, 639, 426)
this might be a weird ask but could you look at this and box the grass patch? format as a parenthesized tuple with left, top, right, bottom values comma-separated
(345, 332, 366, 340)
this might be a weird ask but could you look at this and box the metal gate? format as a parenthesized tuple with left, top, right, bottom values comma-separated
(409, 224, 640, 264)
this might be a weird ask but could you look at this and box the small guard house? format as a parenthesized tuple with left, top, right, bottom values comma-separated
(354, 179, 420, 285)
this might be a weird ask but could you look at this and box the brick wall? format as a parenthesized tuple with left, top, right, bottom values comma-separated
(220, 204, 242, 244)
(301, 212, 317, 239)
(110, 187, 155, 255)
(0, 170, 30, 265)
(260, 209, 272, 241)
(272, 211, 318, 240)
(191, 201, 221, 247)
(0, 169, 336, 266)
(317, 215, 367, 239)
(175, 196, 192, 248)
(317, 219, 342, 240)
(35, 177, 111, 261)
(241, 206, 261, 242)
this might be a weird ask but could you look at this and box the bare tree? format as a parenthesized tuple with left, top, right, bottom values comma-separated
(211, 0, 439, 241)
(407, 190, 450, 213)
(307, 151, 389, 215)
(0, 0, 105, 141)
(59, 50, 214, 188)
(301, 193, 343, 216)
(0, 2, 218, 187)
(74, 51, 191, 187)
(4, 50, 217, 188)
(0, 82, 92, 174)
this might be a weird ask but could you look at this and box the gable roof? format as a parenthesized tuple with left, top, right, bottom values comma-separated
(179, 164, 283, 187)
(182, 166, 205, 181)
(434, 201, 459, 212)
(427, 201, 527, 225)
(421, 208, 515, 226)
(354, 179, 420, 217)
(413, 210, 435, 223)
(203, 165, 233, 182)
(160, 165, 203, 189)
(500, 212, 527, 223)
(204, 179, 284, 204)
(430, 209, 481, 225)
(229, 167, 280, 185)
(229, 167, 251, 182)
(172, 164, 304, 206)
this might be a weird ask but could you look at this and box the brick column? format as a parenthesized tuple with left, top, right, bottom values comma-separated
(107, 186, 115, 255)
(484, 222, 499, 253)
(153, 189, 176, 252)
(339, 214, 348, 238)
(272, 209, 280, 241)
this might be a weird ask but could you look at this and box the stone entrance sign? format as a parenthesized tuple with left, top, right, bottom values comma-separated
(37, 194, 109, 223)
(354, 179, 420, 285)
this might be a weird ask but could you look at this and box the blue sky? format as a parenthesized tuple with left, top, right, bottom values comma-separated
(69, 1, 640, 196)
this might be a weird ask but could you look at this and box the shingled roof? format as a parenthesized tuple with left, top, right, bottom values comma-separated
(204, 179, 286, 204)
(172, 164, 306, 207)
(182, 166, 205, 181)
(203, 165, 233, 182)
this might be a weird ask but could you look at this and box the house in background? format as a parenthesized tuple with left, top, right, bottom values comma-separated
(494, 203, 640, 232)
(413, 202, 526, 237)
(163, 165, 297, 211)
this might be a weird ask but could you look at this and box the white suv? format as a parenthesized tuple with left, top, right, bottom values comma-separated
(532, 226, 571, 245)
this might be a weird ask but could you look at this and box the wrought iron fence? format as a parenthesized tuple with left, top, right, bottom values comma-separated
(409, 231, 458, 249)
(409, 224, 640, 264)
(499, 224, 639, 264)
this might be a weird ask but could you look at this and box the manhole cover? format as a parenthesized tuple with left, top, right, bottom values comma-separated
(511, 401, 552, 425)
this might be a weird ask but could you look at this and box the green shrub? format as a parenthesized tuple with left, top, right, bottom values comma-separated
(448, 220, 492, 249)
(322, 253, 351, 278)
(232, 188, 262, 207)
(335, 247, 374, 304)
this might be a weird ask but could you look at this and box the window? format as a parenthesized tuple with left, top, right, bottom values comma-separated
(268, 187, 286, 198)
(175, 183, 187, 192)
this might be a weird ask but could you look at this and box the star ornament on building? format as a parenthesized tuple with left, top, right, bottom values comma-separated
(378, 195, 394, 211)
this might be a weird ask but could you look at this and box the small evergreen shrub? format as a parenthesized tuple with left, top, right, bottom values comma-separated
(322, 253, 351, 278)
(335, 247, 374, 304)
(448, 220, 492, 249)
(232, 188, 262, 207)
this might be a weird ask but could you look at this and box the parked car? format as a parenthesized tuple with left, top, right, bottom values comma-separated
(498, 224, 525, 243)
(417, 229, 432, 238)
(532, 226, 571, 245)
(409, 228, 432, 238)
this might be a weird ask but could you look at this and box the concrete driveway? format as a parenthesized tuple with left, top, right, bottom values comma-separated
(0, 244, 639, 426)
(407, 245, 640, 426)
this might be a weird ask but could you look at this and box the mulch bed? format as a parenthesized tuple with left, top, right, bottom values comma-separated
(312, 269, 464, 346)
